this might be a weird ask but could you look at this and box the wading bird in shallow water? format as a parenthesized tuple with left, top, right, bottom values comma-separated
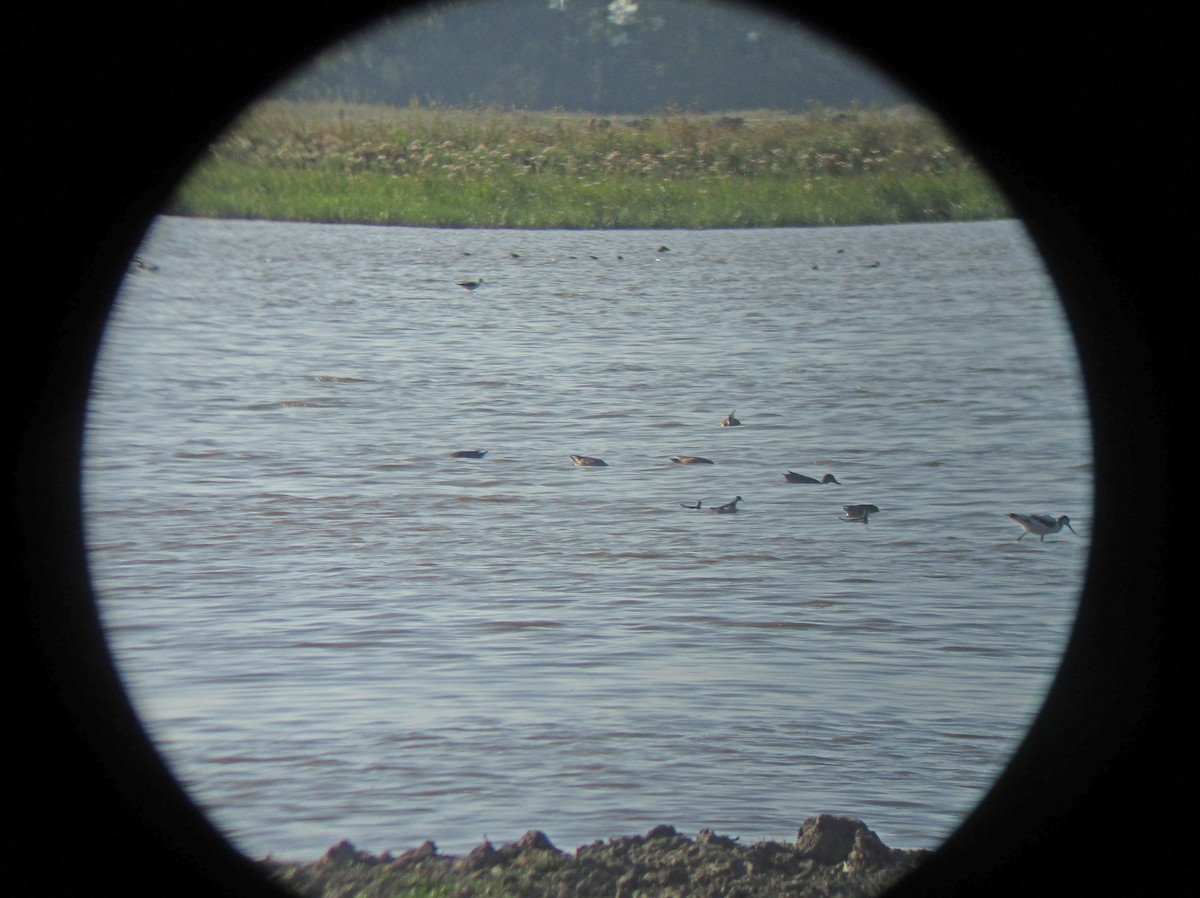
(710, 496, 743, 513)
(457, 277, 484, 290)
(841, 504, 880, 523)
(784, 471, 840, 484)
(721, 411, 741, 427)
(569, 454, 608, 467)
(670, 455, 714, 465)
(450, 449, 487, 459)
(1007, 513, 1076, 542)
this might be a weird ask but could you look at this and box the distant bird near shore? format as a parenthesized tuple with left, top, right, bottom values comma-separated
(784, 471, 840, 484)
(710, 496, 743, 513)
(670, 455, 714, 465)
(569, 454, 608, 467)
(841, 504, 880, 523)
(1006, 513, 1076, 542)
(450, 449, 487, 459)
(720, 411, 741, 427)
(457, 277, 484, 290)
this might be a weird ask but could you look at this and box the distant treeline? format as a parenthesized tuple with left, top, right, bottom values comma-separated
(273, 0, 911, 114)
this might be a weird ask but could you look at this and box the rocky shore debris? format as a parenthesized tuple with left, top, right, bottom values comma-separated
(260, 815, 929, 898)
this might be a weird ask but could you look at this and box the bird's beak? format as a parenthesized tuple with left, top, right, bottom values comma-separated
(1065, 522, 1077, 534)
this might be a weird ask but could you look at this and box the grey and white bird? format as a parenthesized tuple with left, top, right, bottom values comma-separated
(1006, 513, 1076, 542)
(710, 496, 744, 513)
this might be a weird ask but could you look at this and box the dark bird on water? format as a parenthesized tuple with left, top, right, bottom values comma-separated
(841, 504, 880, 523)
(450, 449, 487, 459)
(457, 277, 484, 290)
(680, 499, 703, 509)
(569, 454, 608, 467)
(721, 411, 741, 427)
(710, 496, 744, 513)
(670, 455, 715, 465)
(784, 471, 840, 484)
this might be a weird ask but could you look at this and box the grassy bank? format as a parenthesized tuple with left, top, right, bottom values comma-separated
(170, 101, 1011, 228)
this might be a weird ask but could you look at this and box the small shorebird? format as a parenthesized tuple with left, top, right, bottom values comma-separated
(569, 454, 608, 467)
(450, 449, 487, 459)
(680, 499, 703, 510)
(457, 277, 484, 290)
(670, 455, 714, 465)
(841, 504, 880, 523)
(1007, 513, 1077, 542)
(721, 411, 741, 427)
(710, 496, 743, 513)
(784, 471, 840, 484)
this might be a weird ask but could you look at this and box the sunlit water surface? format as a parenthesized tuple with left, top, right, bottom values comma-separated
(85, 216, 1091, 859)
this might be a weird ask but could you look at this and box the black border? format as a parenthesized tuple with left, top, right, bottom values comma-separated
(7, 3, 1190, 895)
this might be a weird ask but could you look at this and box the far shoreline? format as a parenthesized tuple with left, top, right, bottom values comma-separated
(159, 209, 1018, 232)
(168, 100, 1012, 230)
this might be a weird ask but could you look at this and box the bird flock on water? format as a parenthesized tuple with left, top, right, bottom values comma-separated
(129, 249, 1075, 541)
(447, 253, 1073, 540)
(560, 415, 892, 525)
(443, 257, 1073, 534)
(454, 410, 1076, 540)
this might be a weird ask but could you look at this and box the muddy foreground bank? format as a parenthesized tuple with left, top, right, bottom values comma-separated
(261, 815, 930, 898)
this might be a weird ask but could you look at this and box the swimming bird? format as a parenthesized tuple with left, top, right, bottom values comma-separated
(1007, 513, 1076, 542)
(680, 499, 703, 510)
(784, 471, 840, 484)
(721, 411, 741, 427)
(457, 277, 484, 290)
(841, 504, 880, 523)
(670, 455, 714, 465)
(569, 454, 608, 467)
(450, 449, 487, 459)
(710, 496, 743, 513)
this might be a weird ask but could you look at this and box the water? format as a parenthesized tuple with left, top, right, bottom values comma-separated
(84, 216, 1092, 860)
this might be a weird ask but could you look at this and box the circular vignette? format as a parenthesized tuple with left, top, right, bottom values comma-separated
(8, 3, 1188, 898)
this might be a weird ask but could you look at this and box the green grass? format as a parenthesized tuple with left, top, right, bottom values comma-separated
(168, 100, 1012, 228)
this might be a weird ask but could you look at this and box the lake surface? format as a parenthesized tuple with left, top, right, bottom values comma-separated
(83, 216, 1092, 861)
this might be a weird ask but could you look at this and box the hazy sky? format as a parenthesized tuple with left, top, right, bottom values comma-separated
(278, 0, 913, 113)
